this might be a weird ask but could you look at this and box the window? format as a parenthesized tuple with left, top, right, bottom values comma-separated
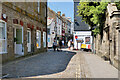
(45, 7, 46, 17)
(37, 0, 40, 13)
(0, 20, 7, 53)
(43, 32, 46, 48)
(27, 31, 30, 43)
(47, 29, 50, 35)
(36, 30, 41, 48)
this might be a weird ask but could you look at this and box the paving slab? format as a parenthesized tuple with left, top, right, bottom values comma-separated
(83, 52, 118, 78)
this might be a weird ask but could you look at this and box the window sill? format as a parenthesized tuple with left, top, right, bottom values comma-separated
(37, 47, 41, 49)
(0, 52, 7, 54)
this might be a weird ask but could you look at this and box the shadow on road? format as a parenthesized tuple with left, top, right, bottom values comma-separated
(2, 50, 76, 78)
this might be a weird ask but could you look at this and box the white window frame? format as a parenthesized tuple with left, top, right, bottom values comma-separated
(36, 30, 41, 48)
(0, 20, 7, 54)
(43, 32, 46, 48)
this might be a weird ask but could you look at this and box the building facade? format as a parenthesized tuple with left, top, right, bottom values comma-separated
(47, 8, 72, 47)
(56, 11, 63, 40)
(0, 2, 47, 63)
(73, 1, 92, 50)
(47, 7, 56, 48)
(94, 3, 120, 69)
(74, 2, 90, 31)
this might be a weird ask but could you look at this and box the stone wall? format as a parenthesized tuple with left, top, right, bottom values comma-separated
(94, 3, 120, 69)
(0, 2, 47, 63)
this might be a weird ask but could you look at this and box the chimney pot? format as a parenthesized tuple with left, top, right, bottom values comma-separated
(62, 14, 65, 16)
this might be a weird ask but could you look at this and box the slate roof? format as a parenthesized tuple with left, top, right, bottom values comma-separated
(74, 2, 90, 31)
(47, 18, 54, 26)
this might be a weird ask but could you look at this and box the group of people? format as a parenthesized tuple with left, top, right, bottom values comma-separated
(53, 39, 74, 51)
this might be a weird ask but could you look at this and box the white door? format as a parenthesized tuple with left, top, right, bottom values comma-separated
(27, 30, 31, 52)
(14, 27, 24, 55)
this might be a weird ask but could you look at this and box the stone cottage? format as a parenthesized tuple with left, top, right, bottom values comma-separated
(0, 2, 47, 63)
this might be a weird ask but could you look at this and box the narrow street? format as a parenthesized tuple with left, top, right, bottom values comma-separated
(0, 1, 120, 80)
(2, 49, 118, 79)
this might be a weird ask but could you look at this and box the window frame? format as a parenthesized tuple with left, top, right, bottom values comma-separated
(0, 20, 7, 54)
(43, 31, 46, 48)
(36, 30, 41, 48)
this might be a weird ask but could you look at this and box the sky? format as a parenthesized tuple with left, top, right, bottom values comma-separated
(48, 0, 74, 22)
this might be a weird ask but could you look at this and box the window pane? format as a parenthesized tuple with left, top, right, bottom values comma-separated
(27, 32, 30, 43)
(0, 22, 5, 39)
(0, 40, 6, 52)
(43, 32, 46, 47)
(36, 31, 41, 48)
(16, 29, 22, 44)
(39, 32, 41, 47)
(36, 31, 39, 48)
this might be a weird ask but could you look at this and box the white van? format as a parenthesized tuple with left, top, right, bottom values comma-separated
(73, 31, 93, 51)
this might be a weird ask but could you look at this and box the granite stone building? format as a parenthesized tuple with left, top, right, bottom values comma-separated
(0, 2, 47, 63)
(94, 3, 120, 69)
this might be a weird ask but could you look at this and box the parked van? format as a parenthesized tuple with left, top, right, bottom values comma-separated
(73, 31, 93, 51)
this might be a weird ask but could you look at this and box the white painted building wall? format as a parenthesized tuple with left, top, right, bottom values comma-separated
(57, 17, 62, 37)
(47, 19, 56, 47)
(71, 22, 74, 34)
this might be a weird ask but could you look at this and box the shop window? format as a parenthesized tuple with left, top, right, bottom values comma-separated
(36, 30, 41, 48)
(0, 20, 7, 53)
(43, 32, 46, 48)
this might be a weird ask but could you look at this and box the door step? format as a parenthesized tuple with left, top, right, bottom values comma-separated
(0, 74, 9, 79)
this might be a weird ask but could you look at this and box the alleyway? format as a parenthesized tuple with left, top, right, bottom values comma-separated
(2, 49, 118, 79)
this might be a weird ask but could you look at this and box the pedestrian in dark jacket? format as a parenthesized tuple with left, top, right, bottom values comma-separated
(59, 40, 62, 51)
(53, 41, 57, 51)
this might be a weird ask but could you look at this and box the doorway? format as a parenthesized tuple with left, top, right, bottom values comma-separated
(27, 30, 31, 52)
(14, 26, 24, 55)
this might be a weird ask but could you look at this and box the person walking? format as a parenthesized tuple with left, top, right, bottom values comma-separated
(71, 41, 74, 50)
(53, 40, 57, 51)
(68, 40, 71, 50)
(62, 40, 64, 47)
(59, 40, 62, 51)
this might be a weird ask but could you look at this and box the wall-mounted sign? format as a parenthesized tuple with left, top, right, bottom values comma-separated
(2, 14, 8, 22)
